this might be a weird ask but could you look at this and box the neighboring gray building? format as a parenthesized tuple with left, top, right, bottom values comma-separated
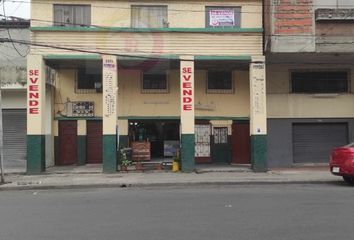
(265, 0, 354, 167)
(0, 19, 29, 170)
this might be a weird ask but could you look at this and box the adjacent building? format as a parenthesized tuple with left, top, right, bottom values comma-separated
(265, 0, 354, 167)
(27, 0, 267, 173)
(0, 19, 29, 171)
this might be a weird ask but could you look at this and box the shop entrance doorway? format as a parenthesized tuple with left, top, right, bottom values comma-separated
(128, 120, 180, 159)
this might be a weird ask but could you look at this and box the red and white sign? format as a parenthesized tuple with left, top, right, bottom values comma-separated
(28, 69, 40, 114)
(181, 66, 193, 111)
(180, 60, 194, 134)
(209, 9, 235, 27)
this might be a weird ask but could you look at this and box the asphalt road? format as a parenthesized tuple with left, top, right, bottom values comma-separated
(0, 183, 353, 240)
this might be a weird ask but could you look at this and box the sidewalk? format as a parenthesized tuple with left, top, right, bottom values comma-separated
(0, 165, 340, 191)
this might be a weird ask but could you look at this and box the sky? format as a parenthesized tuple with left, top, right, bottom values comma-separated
(1, 1, 30, 19)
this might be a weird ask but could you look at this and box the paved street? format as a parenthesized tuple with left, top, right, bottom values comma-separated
(0, 184, 353, 240)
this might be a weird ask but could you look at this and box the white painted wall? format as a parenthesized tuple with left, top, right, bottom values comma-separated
(1, 90, 26, 109)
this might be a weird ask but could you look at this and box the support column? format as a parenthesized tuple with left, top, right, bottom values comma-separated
(180, 56, 195, 172)
(118, 119, 129, 148)
(27, 55, 46, 174)
(102, 55, 118, 173)
(250, 56, 267, 172)
(77, 120, 86, 165)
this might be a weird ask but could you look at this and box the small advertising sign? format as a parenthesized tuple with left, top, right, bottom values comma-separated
(209, 9, 235, 27)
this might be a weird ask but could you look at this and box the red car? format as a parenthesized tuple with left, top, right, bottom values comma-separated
(330, 143, 354, 185)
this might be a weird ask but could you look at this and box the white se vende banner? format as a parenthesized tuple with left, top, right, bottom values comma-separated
(209, 9, 234, 27)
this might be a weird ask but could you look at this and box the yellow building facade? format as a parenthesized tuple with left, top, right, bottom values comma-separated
(27, 0, 267, 173)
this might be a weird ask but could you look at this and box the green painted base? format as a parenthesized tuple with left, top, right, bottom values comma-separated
(251, 135, 268, 172)
(119, 135, 129, 148)
(77, 136, 86, 165)
(103, 135, 117, 173)
(27, 135, 45, 174)
(181, 134, 195, 172)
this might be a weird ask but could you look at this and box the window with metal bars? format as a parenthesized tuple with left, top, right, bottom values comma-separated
(207, 71, 234, 93)
(291, 71, 349, 93)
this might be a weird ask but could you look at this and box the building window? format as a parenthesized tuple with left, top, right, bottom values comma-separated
(54, 4, 91, 27)
(214, 127, 228, 144)
(76, 68, 102, 93)
(207, 71, 234, 93)
(291, 71, 349, 93)
(131, 5, 168, 28)
(141, 71, 169, 93)
(205, 6, 241, 28)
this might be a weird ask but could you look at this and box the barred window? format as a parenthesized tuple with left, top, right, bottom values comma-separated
(207, 71, 234, 94)
(291, 71, 349, 93)
(141, 72, 169, 93)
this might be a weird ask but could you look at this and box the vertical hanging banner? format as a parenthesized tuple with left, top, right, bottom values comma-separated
(250, 60, 267, 135)
(102, 55, 118, 135)
(180, 59, 194, 134)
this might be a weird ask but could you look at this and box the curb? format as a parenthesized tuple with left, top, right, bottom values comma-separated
(0, 180, 341, 191)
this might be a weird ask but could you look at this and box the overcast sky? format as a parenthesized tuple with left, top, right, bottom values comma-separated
(2, 1, 30, 19)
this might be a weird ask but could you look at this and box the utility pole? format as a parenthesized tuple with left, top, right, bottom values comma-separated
(0, 87, 5, 184)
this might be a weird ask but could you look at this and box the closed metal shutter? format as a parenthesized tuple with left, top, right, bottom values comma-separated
(293, 123, 348, 163)
(2, 109, 27, 168)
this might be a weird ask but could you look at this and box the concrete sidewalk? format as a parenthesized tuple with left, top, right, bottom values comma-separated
(0, 165, 341, 191)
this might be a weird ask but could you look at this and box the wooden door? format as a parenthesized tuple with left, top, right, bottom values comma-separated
(86, 120, 103, 164)
(59, 121, 77, 165)
(232, 123, 250, 164)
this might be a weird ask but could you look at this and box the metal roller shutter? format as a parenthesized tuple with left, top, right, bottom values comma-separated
(293, 123, 348, 164)
(2, 109, 27, 168)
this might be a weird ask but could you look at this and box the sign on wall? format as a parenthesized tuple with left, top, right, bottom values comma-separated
(180, 60, 194, 134)
(209, 9, 235, 27)
(28, 69, 40, 115)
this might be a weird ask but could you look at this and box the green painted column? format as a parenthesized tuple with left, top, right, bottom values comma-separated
(181, 134, 195, 172)
(251, 135, 267, 172)
(77, 136, 86, 165)
(27, 135, 45, 174)
(103, 135, 117, 173)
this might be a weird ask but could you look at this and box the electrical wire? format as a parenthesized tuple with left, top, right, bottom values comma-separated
(1, 1, 28, 57)
(4, 0, 352, 15)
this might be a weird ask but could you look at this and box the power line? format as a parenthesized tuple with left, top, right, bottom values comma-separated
(6, 0, 354, 8)
(1, 37, 354, 66)
(2, 1, 28, 57)
(4, 0, 353, 15)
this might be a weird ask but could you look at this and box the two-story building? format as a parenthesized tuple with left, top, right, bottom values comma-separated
(265, 0, 354, 167)
(27, 0, 267, 173)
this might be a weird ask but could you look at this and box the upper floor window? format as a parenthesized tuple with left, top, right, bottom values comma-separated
(76, 67, 102, 93)
(207, 71, 234, 94)
(54, 4, 91, 27)
(205, 6, 241, 28)
(131, 5, 168, 28)
(141, 71, 169, 93)
(291, 71, 349, 93)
